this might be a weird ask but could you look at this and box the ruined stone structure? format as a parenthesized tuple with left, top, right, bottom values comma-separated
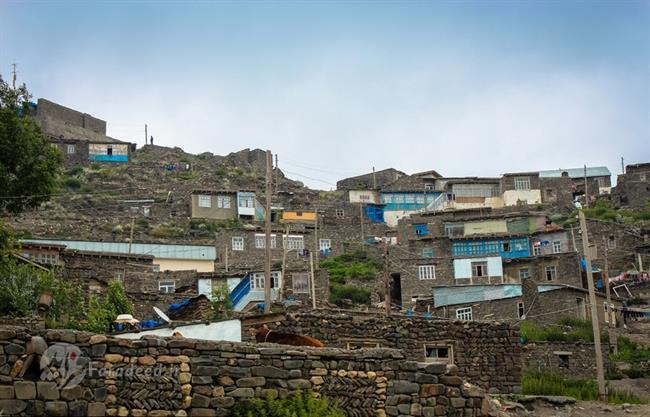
(0, 326, 490, 417)
(521, 341, 610, 379)
(269, 311, 522, 393)
(611, 163, 650, 208)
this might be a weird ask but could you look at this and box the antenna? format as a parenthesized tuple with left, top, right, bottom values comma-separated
(11, 63, 17, 89)
(153, 306, 171, 323)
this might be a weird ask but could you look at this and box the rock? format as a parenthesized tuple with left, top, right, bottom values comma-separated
(191, 394, 211, 408)
(61, 385, 84, 401)
(4, 343, 25, 355)
(36, 381, 59, 400)
(251, 366, 288, 378)
(393, 380, 419, 394)
(68, 400, 88, 417)
(87, 402, 106, 417)
(26, 336, 48, 355)
(45, 401, 68, 417)
(0, 399, 27, 414)
(104, 354, 124, 363)
(229, 388, 255, 398)
(14, 381, 36, 400)
(0, 385, 14, 399)
(236, 377, 266, 387)
(287, 379, 311, 390)
(190, 409, 216, 417)
(89, 335, 107, 345)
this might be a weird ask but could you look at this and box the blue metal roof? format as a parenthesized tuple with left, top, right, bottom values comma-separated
(433, 284, 563, 307)
(538, 166, 611, 178)
(22, 239, 216, 260)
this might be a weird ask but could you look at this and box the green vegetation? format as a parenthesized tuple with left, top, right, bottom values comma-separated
(609, 336, 650, 378)
(520, 317, 608, 343)
(561, 200, 650, 228)
(523, 370, 646, 404)
(329, 283, 371, 305)
(176, 171, 199, 181)
(0, 77, 63, 215)
(84, 280, 134, 333)
(150, 222, 186, 238)
(203, 284, 233, 321)
(189, 218, 243, 232)
(62, 177, 81, 190)
(320, 249, 381, 284)
(232, 392, 345, 417)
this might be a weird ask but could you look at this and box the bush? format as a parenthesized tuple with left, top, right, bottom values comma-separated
(84, 280, 134, 333)
(320, 251, 381, 284)
(610, 336, 650, 365)
(62, 177, 81, 190)
(329, 283, 371, 305)
(523, 370, 646, 404)
(151, 223, 185, 238)
(520, 318, 607, 343)
(232, 392, 345, 417)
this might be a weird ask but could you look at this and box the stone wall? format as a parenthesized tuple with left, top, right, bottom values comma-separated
(0, 317, 44, 331)
(37, 98, 107, 135)
(0, 326, 489, 417)
(521, 341, 610, 379)
(269, 311, 522, 393)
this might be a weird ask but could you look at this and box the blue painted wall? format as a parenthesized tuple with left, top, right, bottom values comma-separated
(88, 154, 129, 162)
(380, 192, 440, 211)
(452, 237, 530, 259)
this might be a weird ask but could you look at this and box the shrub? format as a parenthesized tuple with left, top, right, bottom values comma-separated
(329, 283, 371, 305)
(610, 336, 650, 365)
(151, 223, 185, 238)
(523, 370, 646, 404)
(62, 177, 81, 189)
(232, 391, 345, 417)
(320, 250, 381, 284)
(520, 318, 607, 343)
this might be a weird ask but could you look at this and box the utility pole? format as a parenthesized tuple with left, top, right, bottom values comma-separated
(128, 216, 135, 254)
(11, 63, 17, 89)
(145, 124, 148, 147)
(372, 167, 377, 189)
(579, 210, 607, 401)
(603, 238, 617, 354)
(584, 165, 589, 209)
(274, 154, 279, 192)
(570, 226, 578, 253)
(279, 223, 289, 301)
(383, 239, 390, 316)
(313, 207, 319, 270)
(621, 157, 625, 175)
(225, 246, 229, 272)
(309, 251, 316, 309)
(359, 202, 365, 246)
(263, 150, 273, 314)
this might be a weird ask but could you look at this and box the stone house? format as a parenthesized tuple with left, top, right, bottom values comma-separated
(336, 167, 406, 190)
(190, 190, 238, 220)
(500, 172, 543, 207)
(502, 252, 583, 287)
(34, 98, 133, 166)
(611, 162, 650, 208)
(379, 175, 440, 227)
(539, 166, 612, 202)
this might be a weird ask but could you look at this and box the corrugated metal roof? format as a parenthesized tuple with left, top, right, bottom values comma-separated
(22, 239, 216, 260)
(433, 284, 563, 307)
(538, 166, 611, 178)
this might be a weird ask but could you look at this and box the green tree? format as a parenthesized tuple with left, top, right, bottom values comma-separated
(204, 284, 233, 321)
(0, 76, 63, 216)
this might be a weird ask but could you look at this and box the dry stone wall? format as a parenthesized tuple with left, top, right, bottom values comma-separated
(270, 311, 522, 393)
(521, 341, 610, 379)
(0, 325, 489, 417)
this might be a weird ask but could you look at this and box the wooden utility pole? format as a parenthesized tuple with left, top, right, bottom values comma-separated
(279, 223, 289, 301)
(570, 226, 578, 253)
(603, 239, 617, 354)
(584, 165, 589, 208)
(372, 167, 377, 189)
(383, 239, 390, 315)
(128, 216, 135, 254)
(359, 202, 365, 246)
(225, 246, 229, 272)
(309, 251, 316, 309)
(313, 207, 319, 269)
(263, 150, 273, 313)
(145, 124, 148, 147)
(621, 157, 625, 175)
(274, 154, 279, 192)
(579, 210, 607, 401)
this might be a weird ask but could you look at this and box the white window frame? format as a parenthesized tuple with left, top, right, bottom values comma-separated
(423, 343, 453, 364)
(232, 236, 244, 251)
(198, 194, 212, 208)
(607, 237, 617, 249)
(292, 272, 310, 294)
(456, 307, 472, 320)
(545, 265, 557, 281)
(238, 196, 254, 208)
(519, 268, 530, 280)
(533, 245, 542, 256)
(553, 241, 562, 254)
(418, 265, 436, 280)
(67, 144, 76, 154)
(217, 195, 231, 209)
(319, 239, 332, 251)
(471, 261, 489, 278)
(254, 234, 277, 249)
(251, 271, 281, 290)
(159, 281, 176, 293)
(518, 302, 525, 319)
(514, 176, 531, 191)
(114, 270, 125, 281)
(284, 235, 304, 250)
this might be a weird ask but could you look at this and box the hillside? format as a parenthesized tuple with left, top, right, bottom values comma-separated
(7, 145, 320, 244)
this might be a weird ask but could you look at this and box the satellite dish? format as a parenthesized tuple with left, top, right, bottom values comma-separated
(154, 307, 171, 323)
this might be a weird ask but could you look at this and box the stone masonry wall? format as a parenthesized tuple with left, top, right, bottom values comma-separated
(0, 326, 489, 417)
(271, 311, 522, 393)
(521, 341, 610, 379)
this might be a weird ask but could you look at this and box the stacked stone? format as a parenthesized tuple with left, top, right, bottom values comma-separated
(273, 311, 522, 393)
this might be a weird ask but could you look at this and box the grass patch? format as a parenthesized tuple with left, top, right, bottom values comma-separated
(190, 218, 243, 232)
(329, 283, 371, 305)
(520, 318, 608, 343)
(232, 391, 345, 417)
(562, 200, 650, 227)
(150, 223, 185, 238)
(611, 336, 650, 364)
(523, 370, 646, 404)
(320, 249, 381, 284)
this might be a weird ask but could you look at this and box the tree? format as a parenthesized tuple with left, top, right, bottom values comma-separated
(204, 284, 233, 321)
(0, 75, 63, 216)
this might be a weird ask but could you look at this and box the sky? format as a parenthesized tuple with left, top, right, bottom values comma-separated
(1, 0, 648, 189)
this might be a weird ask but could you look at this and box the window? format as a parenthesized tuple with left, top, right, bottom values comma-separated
(424, 183, 435, 191)
(114, 270, 125, 281)
(514, 177, 531, 190)
(424, 344, 453, 364)
(404, 194, 416, 204)
(393, 195, 404, 203)
(251, 271, 281, 290)
(607, 236, 616, 249)
(519, 268, 530, 280)
(418, 265, 436, 280)
(217, 195, 231, 209)
(319, 239, 332, 251)
(152, 264, 161, 272)
(545, 265, 557, 281)
(553, 241, 562, 254)
(422, 248, 435, 258)
(456, 307, 472, 320)
(640, 173, 647, 182)
(232, 236, 244, 251)
(415, 195, 425, 204)
(518, 302, 525, 319)
(284, 235, 304, 250)
(598, 178, 606, 188)
(533, 245, 542, 256)
(254, 234, 277, 249)
(292, 272, 310, 294)
(335, 209, 345, 218)
(159, 281, 176, 293)
(444, 223, 464, 237)
(67, 144, 76, 154)
(198, 194, 211, 208)
(238, 196, 254, 208)
(502, 242, 511, 252)
(413, 224, 428, 237)
(143, 206, 152, 218)
(557, 353, 571, 368)
(381, 194, 393, 204)
(471, 261, 488, 278)
(359, 194, 371, 202)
